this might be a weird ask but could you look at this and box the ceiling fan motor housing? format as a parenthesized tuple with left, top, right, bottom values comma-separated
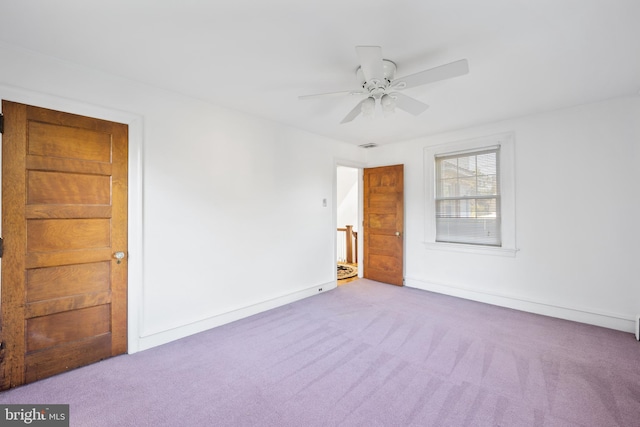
(357, 59, 397, 98)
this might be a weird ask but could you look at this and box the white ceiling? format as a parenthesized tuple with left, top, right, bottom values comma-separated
(1, 0, 639, 146)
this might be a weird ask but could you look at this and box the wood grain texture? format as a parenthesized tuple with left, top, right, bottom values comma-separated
(28, 121, 111, 162)
(25, 248, 113, 269)
(26, 205, 112, 220)
(24, 334, 112, 383)
(26, 305, 111, 353)
(28, 171, 111, 205)
(27, 218, 111, 252)
(110, 120, 128, 355)
(363, 165, 404, 286)
(27, 262, 111, 302)
(26, 291, 112, 319)
(1, 100, 28, 389)
(26, 154, 112, 175)
(1, 101, 128, 389)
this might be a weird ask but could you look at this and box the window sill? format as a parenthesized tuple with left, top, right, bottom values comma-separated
(423, 241, 519, 257)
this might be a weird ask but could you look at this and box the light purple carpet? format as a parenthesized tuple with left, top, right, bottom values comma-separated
(1, 279, 639, 426)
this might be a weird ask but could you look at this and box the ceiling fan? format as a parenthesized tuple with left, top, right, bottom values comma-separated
(299, 46, 469, 124)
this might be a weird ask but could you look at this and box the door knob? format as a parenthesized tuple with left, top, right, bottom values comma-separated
(395, 231, 401, 237)
(114, 251, 126, 264)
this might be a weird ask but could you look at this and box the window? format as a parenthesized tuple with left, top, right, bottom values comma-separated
(435, 147, 500, 246)
(424, 133, 517, 256)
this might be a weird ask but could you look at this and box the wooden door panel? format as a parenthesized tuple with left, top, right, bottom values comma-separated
(368, 253, 401, 269)
(28, 122, 112, 161)
(369, 213, 397, 231)
(25, 248, 113, 270)
(369, 193, 397, 208)
(27, 155, 112, 175)
(369, 200, 396, 212)
(28, 171, 111, 204)
(27, 219, 111, 252)
(27, 262, 111, 302)
(367, 254, 402, 281)
(1, 100, 128, 389)
(368, 170, 399, 188)
(368, 234, 401, 255)
(26, 305, 111, 352)
(25, 335, 112, 384)
(25, 291, 112, 319)
(363, 165, 404, 286)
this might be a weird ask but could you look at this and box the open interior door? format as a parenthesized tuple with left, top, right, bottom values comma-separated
(363, 164, 404, 286)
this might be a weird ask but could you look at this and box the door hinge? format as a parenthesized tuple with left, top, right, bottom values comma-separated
(0, 113, 4, 134)
(0, 237, 3, 258)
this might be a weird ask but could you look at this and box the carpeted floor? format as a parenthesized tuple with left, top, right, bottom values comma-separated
(1, 279, 639, 426)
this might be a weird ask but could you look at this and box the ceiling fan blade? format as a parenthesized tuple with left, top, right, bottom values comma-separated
(394, 59, 469, 90)
(340, 98, 367, 124)
(392, 92, 429, 116)
(298, 89, 365, 100)
(356, 46, 384, 82)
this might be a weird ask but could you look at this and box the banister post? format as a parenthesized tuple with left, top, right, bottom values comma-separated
(346, 225, 354, 264)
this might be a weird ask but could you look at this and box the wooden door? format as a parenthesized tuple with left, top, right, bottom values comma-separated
(0, 101, 128, 389)
(363, 165, 404, 286)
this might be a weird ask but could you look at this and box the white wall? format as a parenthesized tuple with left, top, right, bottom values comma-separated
(0, 43, 366, 351)
(366, 96, 640, 332)
(336, 166, 358, 231)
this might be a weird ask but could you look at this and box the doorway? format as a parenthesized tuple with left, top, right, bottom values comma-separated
(336, 166, 360, 284)
(335, 163, 405, 287)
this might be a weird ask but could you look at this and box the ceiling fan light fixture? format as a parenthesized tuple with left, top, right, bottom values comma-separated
(381, 94, 396, 116)
(361, 96, 376, 117)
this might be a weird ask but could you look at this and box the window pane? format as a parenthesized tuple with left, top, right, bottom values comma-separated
(436, 199, 456, 217)
(437, 199, 474, 218)
(476, 152, 496, 176)
(457, 176, 477, 197)
(477, 174, 497, 195)
(437, 177, 458, 197)
(438, 158, 458, 180)
(475, 198, 497, 217)
(457, 156, 476, 177)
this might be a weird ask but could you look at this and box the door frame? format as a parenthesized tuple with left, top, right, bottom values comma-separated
(334, 160, 406, 285)
(0, 85, 144, 354)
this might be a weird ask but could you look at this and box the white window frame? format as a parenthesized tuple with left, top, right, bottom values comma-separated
(424, 132, 517, 256)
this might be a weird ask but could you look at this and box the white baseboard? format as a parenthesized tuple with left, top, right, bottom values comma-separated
(405, 277, 636, 334)
(135, 281, 337, 352)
